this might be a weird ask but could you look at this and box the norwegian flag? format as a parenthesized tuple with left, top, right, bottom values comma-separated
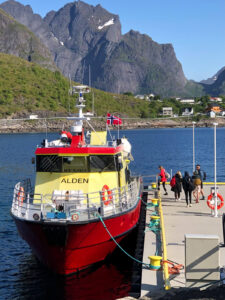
(107, 113, 122, 125)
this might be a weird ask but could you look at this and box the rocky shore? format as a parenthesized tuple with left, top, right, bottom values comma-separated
(1, 117, 225, 133)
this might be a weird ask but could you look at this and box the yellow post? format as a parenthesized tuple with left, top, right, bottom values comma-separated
(158, 195, 171, 290)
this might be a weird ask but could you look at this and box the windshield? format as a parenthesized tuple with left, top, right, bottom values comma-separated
(36, 155, 117, 173)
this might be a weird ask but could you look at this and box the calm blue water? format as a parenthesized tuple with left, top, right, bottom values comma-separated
(0, 128, 224, 299)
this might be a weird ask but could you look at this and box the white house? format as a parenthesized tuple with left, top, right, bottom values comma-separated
(162, 107, 173, 116)
(180, 99, 195, 104)
(210, 97, 222, 102)
(134, 95, 145, 100)
(209, 111, 216, 118)
(182, 107, 194, 116)
(29, 114, 38, 119)
(149, 93, 155, 98)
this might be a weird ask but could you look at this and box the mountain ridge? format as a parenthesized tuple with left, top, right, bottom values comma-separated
(0, 0, 191, 97)
(0, 0, 224, 97)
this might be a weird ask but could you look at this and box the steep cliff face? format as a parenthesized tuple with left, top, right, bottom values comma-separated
(44, 1, 121, 83)
(200, 67, 225, 85)
(93, 30, 187, 96)
(0, 7, 55, 70)
(0, 0, 193, 97)
(202, 69, 225, 96)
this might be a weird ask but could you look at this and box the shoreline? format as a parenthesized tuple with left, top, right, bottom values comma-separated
(0, 117, 225, 133)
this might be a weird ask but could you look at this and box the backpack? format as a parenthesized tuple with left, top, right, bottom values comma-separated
(170, 176, 176, 187)
(165, 170, 170, 179)
(203, 172, 206, 181)
(187, 177, 195, 191)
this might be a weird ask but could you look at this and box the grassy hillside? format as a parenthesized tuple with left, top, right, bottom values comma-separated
(0, 53, 150, 118)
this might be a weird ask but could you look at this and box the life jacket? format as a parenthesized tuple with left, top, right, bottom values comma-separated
(170, 176, 176, 187)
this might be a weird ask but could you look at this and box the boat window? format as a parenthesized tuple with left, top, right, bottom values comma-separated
(90, 155, 116, 172)
(36, 155, 62, 172)
(62, 156, 88, 172)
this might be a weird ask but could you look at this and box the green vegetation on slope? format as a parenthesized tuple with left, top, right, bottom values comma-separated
(0, 53, 70, 116)
(0, 53, 150, 118)
(1, 53, 224, 120)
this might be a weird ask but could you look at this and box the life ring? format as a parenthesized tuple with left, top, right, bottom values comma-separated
(207, 193, 224, 210)
(71, 213, 79, 221)
(17, 187, 25, 206)
(101, 185, 113, 205)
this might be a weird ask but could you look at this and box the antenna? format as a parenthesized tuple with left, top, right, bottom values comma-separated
(89, 65, 95, 115)
(68, 74, 72, 114)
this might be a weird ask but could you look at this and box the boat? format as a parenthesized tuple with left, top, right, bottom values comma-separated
(11, 85, 142, 275)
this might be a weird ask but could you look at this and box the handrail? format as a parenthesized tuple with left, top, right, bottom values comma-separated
(12, 177, 141, 221)
(158, 191, 171, 290)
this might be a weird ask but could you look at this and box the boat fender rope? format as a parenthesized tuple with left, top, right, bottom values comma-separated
(207, 193, 224, 210)
(95, 212, 150, 268)
(161, 259, 184, 275)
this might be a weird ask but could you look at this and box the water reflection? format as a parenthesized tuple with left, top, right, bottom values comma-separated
(10, 230, 137, 300)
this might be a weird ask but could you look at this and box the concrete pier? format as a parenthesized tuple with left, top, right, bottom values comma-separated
(141, 184, 225, 298)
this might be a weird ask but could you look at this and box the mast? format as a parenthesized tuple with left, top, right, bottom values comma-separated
(68, 85, 89, 134)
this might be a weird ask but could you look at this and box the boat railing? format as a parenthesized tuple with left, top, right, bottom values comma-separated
(11, 177, 142, 222)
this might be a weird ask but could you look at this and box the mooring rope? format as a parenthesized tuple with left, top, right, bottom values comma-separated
(95, 212, 151, 268)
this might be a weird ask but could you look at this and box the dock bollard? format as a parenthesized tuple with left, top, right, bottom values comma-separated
(150, 215, 160, 225)
(151, 183, 157, 189)
(148, 255, 162, 270)
(151, 198, 159, 207)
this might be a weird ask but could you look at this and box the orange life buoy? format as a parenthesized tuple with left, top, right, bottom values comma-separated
(101, 185, 113, 205)
(17, 187, 25, 206)
(71, 213, 79, 221)
(207, 193, 224, 210)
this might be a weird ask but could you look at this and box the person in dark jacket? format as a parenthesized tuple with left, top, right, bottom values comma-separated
(182, 171, 195, 207)
(171, 171, 182, 201)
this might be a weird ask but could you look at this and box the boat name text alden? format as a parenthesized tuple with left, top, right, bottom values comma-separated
(61, 178, 89, 184)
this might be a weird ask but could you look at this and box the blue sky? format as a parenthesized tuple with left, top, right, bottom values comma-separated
(1, 0, 225, 82)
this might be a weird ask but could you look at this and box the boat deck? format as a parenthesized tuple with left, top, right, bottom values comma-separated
(141, 183, 225, 298)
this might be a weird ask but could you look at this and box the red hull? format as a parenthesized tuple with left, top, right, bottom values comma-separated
(13, 200, 141, 275)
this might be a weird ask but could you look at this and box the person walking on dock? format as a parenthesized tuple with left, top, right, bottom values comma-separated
(195, 164, 206, 200)
(172, 171, 182, 201)
(182, 171, 195, 207)
(158, 166, 168, 195)
(192, 171, 201, 203)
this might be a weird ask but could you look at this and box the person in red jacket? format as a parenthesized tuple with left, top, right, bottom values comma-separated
(158, 165, 168, 195)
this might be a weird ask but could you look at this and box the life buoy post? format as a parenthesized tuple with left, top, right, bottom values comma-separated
(207, 193, 224, 211)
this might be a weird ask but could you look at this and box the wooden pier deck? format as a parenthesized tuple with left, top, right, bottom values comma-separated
(141, 183, 225, 298)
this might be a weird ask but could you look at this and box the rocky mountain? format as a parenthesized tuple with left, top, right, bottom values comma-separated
(0, 0, 207, 97)
(202, 68, 225, 96)
(200, 67, 225, 85)
(0, 7, 56, 70)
